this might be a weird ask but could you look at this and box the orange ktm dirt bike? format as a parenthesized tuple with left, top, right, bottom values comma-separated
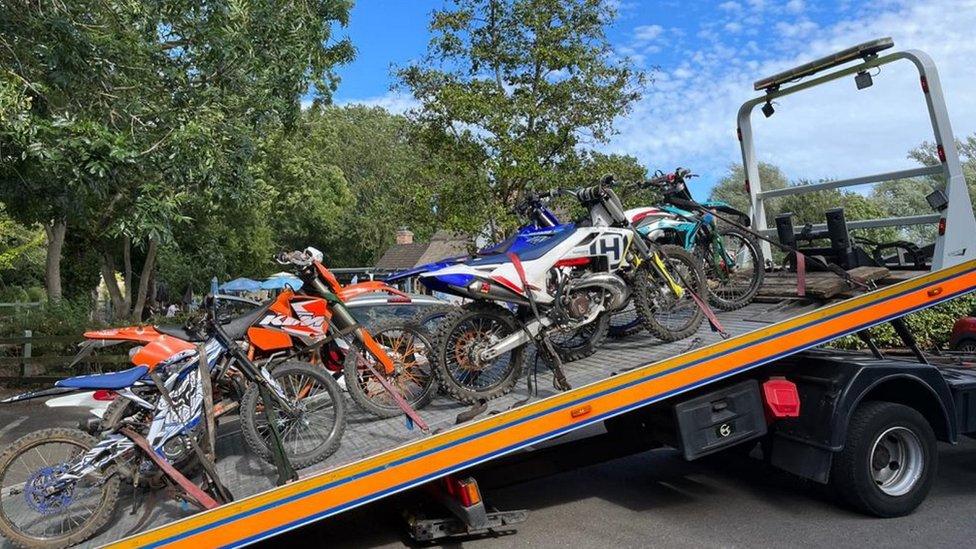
(271, 249, 435, 428)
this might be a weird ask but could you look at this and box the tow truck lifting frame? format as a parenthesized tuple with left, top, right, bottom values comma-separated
(108, 39, 976, 549)
(739, 37, 976, 269)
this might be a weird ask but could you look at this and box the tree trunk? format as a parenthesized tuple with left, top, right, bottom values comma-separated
(122, 235, 132, 312)
(43, 220, 67, 302)
(100, 252, 127, 320)
(131, 237, 158, 322)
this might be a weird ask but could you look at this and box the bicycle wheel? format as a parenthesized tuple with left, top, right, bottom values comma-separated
(0, 428, 120, 548)
(633, 244, 706, 342)
(343, 319, 438, 418)
(240, 361, 346, 469)
(435, 302, 525, 403)
(705, 227, 764, 311)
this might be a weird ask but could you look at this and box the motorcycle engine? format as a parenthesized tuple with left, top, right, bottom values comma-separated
(566, 292, 592, 319)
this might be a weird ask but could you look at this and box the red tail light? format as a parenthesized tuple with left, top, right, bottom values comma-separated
(938, 217, 946, 235)
(442, 476, 482, 507)
(92, 390, 117, 402)
(762, 378, 800, 419)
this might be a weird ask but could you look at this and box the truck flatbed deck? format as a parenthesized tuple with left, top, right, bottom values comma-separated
(87, 261, 974, 548)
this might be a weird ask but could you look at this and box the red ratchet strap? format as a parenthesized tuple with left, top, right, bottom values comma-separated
(507, 252, 529, 292)
(795, 252, 807, 297)
(119, 427, 220, 510)
(359, 352, 430, 432)
(687, 287, 728, 337)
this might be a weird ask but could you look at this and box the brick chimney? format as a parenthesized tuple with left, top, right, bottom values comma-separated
(395, 226, 414, 245)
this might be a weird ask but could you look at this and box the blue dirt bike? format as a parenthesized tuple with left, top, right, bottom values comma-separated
(386, 194, 612, 363)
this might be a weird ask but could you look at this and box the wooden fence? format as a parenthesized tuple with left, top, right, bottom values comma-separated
(0, 331, 129, 385)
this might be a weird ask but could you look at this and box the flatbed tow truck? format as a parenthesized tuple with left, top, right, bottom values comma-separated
(76, 39, 975, 548)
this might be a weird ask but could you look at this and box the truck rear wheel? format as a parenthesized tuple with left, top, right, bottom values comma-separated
(830, 401, 936, 517)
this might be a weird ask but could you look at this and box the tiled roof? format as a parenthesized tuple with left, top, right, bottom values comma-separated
(414, 230, 469, 265)
(374, 230, 471, 270)
(373, 242, 428, 270)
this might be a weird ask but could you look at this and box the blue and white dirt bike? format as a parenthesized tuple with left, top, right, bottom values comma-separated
(0, 297, 344, 548)
(420, 176, 707, 403)
(387, 194, 610, 362)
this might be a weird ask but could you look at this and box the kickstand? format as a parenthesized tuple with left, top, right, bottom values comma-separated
(124, 488, 159, 537)
(539, 336, 571, 391)
(258, 383, 298, 485)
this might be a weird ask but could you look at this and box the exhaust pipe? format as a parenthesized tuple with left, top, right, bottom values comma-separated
(568, 272, 630, 311)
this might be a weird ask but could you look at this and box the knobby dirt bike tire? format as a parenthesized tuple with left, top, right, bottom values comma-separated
(633, 244, 707, 342)
(0, 428, 121, 549)
(704, 227, 765, 312)
(240, 360, 346, 470)
(342, 319, 438, 418)
(434, 301, 526, 404)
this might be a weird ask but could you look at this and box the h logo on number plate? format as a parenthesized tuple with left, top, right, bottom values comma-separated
(589, 235, 623, 266)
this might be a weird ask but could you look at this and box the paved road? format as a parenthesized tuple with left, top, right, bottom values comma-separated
(280, 434, 976, 549)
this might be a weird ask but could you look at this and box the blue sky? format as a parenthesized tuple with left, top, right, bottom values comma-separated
(329, 0, 976, 198)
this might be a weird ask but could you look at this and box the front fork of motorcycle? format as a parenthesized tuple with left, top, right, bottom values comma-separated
(329, 301, 397, 375)
(630, 232, 685, 299)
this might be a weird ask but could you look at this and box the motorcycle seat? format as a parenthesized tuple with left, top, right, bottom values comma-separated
(155, 324, 206, 342)
(154, 300, 273, 343)
(56, 365, 150, 390)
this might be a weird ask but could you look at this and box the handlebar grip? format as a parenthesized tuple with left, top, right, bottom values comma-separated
(577, 185, 604, 202)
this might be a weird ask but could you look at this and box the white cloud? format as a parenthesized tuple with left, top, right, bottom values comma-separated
(336, 91, 419, 114)
(786, 0, 806, 13)
(603, 0, 976, 197)
(725, 21, 744, 34)
(719, 1, 742, 11)
(633, 24, 664, 42)
(775, 19, 818, 38)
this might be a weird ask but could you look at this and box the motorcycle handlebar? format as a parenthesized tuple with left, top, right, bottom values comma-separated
(275, 250, 313, 267)
(643, 168, 695, 189)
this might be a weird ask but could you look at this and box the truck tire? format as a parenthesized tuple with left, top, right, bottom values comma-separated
(830, 401, 936, 517)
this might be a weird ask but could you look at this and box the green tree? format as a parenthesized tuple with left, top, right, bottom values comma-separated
(709, 162, 789, 226)
(0, 0, 354, 318)
(398, 0, 643, 239)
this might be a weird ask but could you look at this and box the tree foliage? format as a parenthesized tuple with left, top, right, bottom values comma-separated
(399, 0, 644, 237)
(0, 0, 354, 317)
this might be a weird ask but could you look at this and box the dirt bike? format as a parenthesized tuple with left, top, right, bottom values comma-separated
(273, 249, 435, 426)
(0, 297, 344, 548)
(420, 176, 708, 403)
(386, 197, 610, 363)
(632, 168, 764, 311)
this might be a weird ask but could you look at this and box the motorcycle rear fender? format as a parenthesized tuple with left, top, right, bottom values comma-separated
(337, 281, 410, 302)
(83, 326, 162, 344)
(131, 335, 196, 370)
